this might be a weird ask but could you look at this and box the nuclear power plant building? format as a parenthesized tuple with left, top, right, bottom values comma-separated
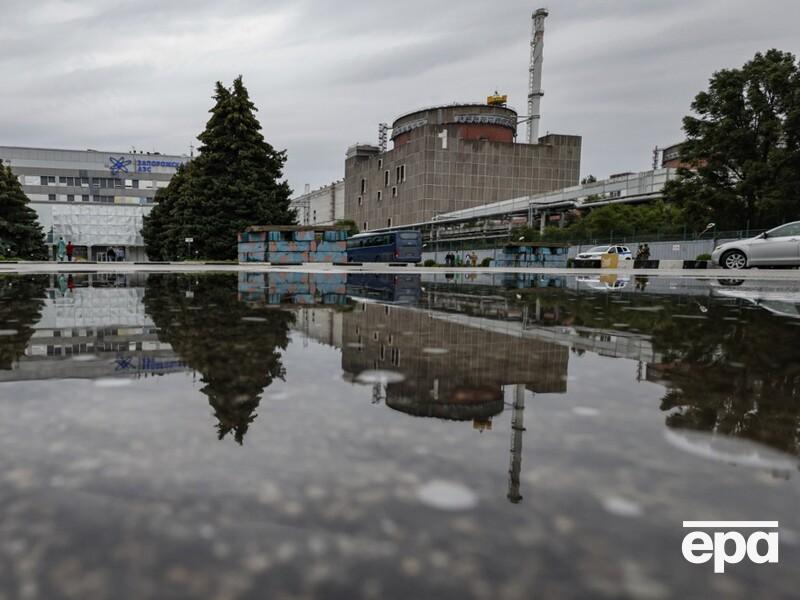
(344, 104, 581, 231)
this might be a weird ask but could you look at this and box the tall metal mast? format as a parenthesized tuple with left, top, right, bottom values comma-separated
(527, 8, 548, 144)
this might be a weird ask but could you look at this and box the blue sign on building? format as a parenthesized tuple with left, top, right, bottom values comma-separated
(108, 156, 184, 175)
(108, 156, 132, 175)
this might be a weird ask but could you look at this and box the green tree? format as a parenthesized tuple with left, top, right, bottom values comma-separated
(664, 49, 800, 231)
(0, 164, 47, 259)
(513, 201, 685, 243)
(142, 163, 193, 261)
(143, 76, 295, 260)
(334, 219, 359, 237)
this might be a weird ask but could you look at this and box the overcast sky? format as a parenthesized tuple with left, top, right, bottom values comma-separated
(1, 0, 798, 194)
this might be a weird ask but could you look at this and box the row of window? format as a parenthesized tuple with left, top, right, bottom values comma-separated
(36, 175, 157, 189)
(353, 335, 401, 366)
(357, 186, 400, 207)
(43, 342, 141, 356)
(45, 193, 153, 204)
(360, 164, 407, 194)
(42, 325, 151, 336)
(359, 219, 392, 231)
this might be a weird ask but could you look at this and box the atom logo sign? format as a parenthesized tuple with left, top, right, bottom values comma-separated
(108, 156, 132, 176)
(114, 356, 135, 371)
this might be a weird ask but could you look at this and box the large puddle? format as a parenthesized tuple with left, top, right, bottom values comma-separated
(1, 271, 798, 599)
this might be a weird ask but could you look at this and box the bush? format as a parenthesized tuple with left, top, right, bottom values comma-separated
(423, 259, 437, 267)
(480, 257, 492, 267)
(566, 258, 575, 268)
(696, 253, 712, 261)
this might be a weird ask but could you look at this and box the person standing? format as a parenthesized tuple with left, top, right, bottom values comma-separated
(643, 244, 651, 260)
(66, 240, 74, 262)
(56, 237, 66, 262)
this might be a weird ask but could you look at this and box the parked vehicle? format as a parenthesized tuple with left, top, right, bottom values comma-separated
(712, 221, 800, 269)
(576, 245, 633, 261)
(346, 231, 422, 263)
(710, 280, 800, 318)
(345, 273, 422, 304)
(576, 275, 630, 291)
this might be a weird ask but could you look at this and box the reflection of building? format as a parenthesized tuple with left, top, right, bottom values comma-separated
(341, 301, 568, 422)
(345, 103, 581, 231)
(238, 272, 348, 306)
(0, 274, 186, 382)
(0, 145, 189, 261)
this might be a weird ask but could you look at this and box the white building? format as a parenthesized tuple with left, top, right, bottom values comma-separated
(290, 180, 344, 226)
(0, 145, 189, 261)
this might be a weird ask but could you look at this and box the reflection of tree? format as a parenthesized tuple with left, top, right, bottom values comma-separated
(0, 275, 47, 370)
(651, 306, 800, 456)
(454, 282, 800, 456)
(143, 274, 294, 444)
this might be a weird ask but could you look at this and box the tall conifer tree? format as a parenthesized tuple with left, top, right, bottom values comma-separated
(143, 77, 294, 260)
(0, 164, 48, 259)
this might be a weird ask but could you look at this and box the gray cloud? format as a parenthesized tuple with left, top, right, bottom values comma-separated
(1, 0, 798, 195)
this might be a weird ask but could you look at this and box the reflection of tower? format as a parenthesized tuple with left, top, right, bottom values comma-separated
(372, 382, 385, 404)
(507, 384, 527, 504)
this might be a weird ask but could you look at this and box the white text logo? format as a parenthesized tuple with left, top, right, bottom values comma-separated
(682, 521, 779, 573)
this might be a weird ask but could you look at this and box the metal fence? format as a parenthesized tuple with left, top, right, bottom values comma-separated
(424, 229, 763, 253)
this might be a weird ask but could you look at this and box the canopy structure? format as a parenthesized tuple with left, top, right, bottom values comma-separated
(51, 204, 148, 247)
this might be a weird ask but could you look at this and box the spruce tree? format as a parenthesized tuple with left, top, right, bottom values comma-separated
(143, 77, 295, 260)
(0, 164, 48, 259)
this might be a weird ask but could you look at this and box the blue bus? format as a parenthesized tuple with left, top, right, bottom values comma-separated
(346, 231, 422, 263)
(346, 274, 422, 304)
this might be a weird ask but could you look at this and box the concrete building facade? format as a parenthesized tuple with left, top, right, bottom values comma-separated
(0, 273, 186, 383)
(290, 180, 344, 226)
(0, 145, 189, 261)
(344, 103, 581, 231)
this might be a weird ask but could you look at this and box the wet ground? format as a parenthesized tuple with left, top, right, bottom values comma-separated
(0, 271, 798, 599)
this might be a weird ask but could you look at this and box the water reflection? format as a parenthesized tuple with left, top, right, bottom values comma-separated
(2, 271, 800, 459)
(2, 270, 800, 598)
(0, 274, 47, 369)
(143, 274, 295, 444)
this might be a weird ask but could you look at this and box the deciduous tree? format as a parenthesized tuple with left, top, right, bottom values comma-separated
(664, 49, 800, 231)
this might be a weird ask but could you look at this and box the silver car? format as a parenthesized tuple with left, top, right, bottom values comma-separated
(711, 221, 800, 269)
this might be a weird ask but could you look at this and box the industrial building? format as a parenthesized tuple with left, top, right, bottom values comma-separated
(290, 180, 344, 226)
(344, 8, 581, 232)
(0, 145, 189, 261)
(345, 105, 581, 232)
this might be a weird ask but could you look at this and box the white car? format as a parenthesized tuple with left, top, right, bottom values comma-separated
(710, 280, 800, 318)
(576, 275, 630, 291)
(711, 221, 800, 269)
(576, 245, 633, 261)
